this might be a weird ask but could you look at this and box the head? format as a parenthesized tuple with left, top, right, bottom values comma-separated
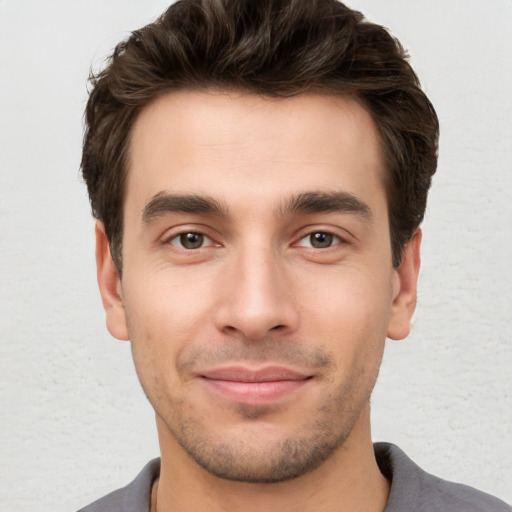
(82, 0, 438, 273)
(84, 0, 438, 485)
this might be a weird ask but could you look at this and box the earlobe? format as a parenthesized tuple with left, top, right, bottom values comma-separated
(95, 222, 129, 341)
(387, 229, 422, 341)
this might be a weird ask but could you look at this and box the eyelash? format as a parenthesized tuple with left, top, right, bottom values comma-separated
(165, 229, 345, 251)
(167, 231, 216, 250)
(295, 231, 343, 249)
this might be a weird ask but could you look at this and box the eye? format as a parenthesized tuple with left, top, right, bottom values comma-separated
(169, 232, 213, 250)
(296, 231, 342, 249)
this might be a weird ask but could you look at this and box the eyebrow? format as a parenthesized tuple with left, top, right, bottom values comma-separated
(141, 190, 372, 224)
(142, 192, 228, 224)
(278, 191, 372, 221)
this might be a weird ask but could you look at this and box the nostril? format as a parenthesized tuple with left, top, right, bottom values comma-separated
(271, 324, 285, 331)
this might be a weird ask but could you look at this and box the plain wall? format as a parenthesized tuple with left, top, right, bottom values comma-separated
(0, 1, 510, 510)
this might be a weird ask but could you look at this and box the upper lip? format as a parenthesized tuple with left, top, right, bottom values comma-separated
(199, 365, 311, 383)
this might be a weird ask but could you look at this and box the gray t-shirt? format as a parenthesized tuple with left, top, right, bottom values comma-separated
(78, 443, 510, 511)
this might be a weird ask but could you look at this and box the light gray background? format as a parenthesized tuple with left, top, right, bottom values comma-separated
(1, 1, 511, 510)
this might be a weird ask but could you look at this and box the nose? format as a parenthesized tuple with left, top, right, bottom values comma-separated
(214, 245, 299, 340)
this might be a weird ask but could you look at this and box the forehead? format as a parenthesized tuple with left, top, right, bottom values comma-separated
(125, 90, 386, 218)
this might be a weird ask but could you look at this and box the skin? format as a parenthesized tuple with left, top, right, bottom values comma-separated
(96, 90, 421, 511)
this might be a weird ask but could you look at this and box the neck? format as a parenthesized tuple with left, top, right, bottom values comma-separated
(153, 407, 389, 512)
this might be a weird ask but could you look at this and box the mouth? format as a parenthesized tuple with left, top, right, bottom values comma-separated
(198, 366, 313, 405)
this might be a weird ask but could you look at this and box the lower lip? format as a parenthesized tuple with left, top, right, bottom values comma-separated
(201, 378, 309, 405)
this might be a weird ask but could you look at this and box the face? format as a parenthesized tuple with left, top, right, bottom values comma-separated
(97, 90, 419, 483)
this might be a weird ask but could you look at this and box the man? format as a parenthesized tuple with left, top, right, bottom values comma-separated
(78, 1, 510, 511)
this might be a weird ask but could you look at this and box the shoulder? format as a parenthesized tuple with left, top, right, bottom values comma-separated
(374, 443, 510, 512)
(77, 458, 160, 512)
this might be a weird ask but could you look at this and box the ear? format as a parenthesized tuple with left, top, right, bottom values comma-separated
(95, 221, 129, 341)
(387, 229, 422, 340)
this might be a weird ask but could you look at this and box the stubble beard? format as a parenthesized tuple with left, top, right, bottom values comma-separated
(158, 378, 374, 484)
(132, 335, 383, 484)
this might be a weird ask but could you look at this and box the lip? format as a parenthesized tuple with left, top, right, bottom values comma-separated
(198, 366, 312, 405)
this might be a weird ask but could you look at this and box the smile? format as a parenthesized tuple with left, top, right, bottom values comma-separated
(199, 366, 313, 405)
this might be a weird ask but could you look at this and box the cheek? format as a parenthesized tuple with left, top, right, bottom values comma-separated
(121, 267, 221, 391)
(126, 267, 214, 336)
(122, 286, 186, 382)
(301, 265, 393, 329)
(298, 268, 392, 368)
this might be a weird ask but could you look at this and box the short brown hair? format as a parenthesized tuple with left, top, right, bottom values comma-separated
(82, 0, 439, 270)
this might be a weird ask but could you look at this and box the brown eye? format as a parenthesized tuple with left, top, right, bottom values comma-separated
(310, 232, 334, 248)
(170, 232, 206, 249)
(296, 231, 341, 249)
